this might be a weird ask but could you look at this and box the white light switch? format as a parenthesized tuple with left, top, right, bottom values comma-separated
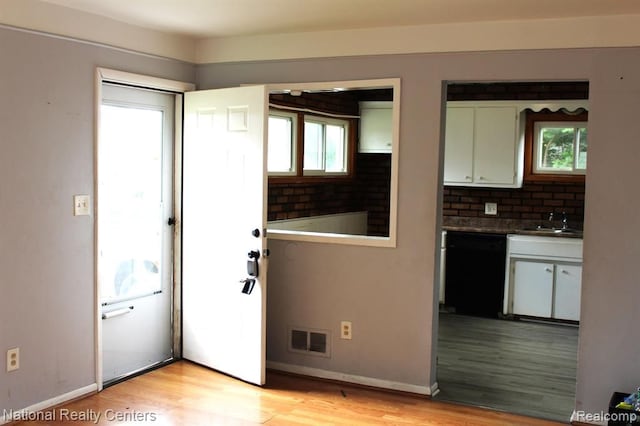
(484, 202, 498, 216)
(74, 195, 91, 216)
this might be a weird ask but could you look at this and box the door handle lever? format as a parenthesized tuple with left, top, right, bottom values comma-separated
(239, 278, 256, 295)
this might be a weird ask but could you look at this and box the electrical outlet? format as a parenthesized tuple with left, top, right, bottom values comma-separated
(484, 202, 498, 216)
(7, 348, 19, 372)
(340, 321, 352, 340)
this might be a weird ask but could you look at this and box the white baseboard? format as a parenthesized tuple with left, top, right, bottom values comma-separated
(266, 361, 432, 396)
(0, 383, 97, 425)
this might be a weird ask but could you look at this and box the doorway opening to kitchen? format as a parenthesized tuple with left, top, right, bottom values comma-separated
(434, 81, 589, 422)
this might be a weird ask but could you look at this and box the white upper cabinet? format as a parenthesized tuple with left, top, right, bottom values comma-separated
(474, 107, 519, 185)
(444, 102, 521, 188)
(359, 101, 392, 153)
(443, 107, 474, 184)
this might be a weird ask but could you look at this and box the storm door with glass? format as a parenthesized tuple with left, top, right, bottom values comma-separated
(98, 83, 175, 384)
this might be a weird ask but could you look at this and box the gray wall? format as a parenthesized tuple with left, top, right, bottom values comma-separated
(2, 22, 639, 418)
(198, 48, 640, 414)
(0, 27, 194, 411)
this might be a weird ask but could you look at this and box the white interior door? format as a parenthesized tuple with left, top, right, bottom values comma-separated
(99, 83, 175, 383)
(182, 85, 268, 385)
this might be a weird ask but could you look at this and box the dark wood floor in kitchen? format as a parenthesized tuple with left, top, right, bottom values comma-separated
(435, 313, 579, 422)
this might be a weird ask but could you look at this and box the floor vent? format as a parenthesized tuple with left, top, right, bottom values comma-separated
(288, 327, 330, 357)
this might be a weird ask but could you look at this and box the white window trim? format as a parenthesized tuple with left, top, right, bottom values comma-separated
(268, 109, 298, 176)
(533, 121, 587, 175)
(303, 114, 350, 176)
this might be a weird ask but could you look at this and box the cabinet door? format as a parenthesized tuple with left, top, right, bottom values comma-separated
(359, 105, 392, 153)
(474, 107, 517, 185)
(444, 107, 474, 184)
(553, 264, 582, 321)
(512, 260, 554, 317)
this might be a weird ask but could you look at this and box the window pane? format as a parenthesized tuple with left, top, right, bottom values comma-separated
(268, 116, 293, 172)
(577, 127, 588, 169)
(539, 127, 575, 171)
(304, 121, 324, 170)
(325, 124, 345, 172)
(100, 105, 163, 301)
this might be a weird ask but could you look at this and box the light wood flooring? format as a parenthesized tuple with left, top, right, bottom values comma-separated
(10, 361, 566, 425)
(436, 313, 579, 423)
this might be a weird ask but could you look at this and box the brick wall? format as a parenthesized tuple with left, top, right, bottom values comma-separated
(356, 154, 391, 236)
(447, 82, 589, 101)
(443, 181, 585, 229)
(270, 91, 360, 115)
(267, 153, 392, 235)
(267, 89, 393, 235)
(267, 181, 359, 221)
(443, 81, 588, 229)
(267, 83, 589, 233)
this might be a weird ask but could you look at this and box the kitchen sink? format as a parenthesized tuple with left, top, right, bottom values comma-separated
(518, 226, 583, 237)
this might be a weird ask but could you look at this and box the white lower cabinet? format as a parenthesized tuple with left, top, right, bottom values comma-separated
(512, 261, 554, 318)
(553, 263, 582, 321)
(505, 235, 583, 321)
(512, 260, 582, 320)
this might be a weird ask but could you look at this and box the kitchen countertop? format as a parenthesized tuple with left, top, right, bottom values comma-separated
(442, 217, 583, 238)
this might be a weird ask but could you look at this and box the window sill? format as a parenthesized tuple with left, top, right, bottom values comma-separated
(266, 229, 396, 248)
(524, 173, 585, 183)
(268, 175, 354, 184)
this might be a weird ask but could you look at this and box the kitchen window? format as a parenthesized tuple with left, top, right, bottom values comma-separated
(534, 122, 587, 174)
(268, 111, 297, 176)
(268, 108, 354, 179)
(524, 110, 588, 182)
(303, 115, 349, 175)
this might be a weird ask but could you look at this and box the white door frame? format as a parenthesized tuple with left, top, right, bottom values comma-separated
(94, 68, 194, 390)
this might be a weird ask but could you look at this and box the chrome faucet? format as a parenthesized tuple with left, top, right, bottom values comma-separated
(548, 212, 555, 228)
(561, 211, 568, 230)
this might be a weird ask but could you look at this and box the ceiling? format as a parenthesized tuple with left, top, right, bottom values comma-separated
(38, 0, 640, 38)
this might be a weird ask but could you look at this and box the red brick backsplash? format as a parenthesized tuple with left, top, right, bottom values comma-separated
(443, 181, 585, 229)
(268, 153, 392, 236)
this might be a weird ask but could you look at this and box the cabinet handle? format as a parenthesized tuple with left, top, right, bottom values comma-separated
(478, 176, 485, 180)
(561, 269, 569, 274)
(465, 175, 472, 180)
(545, 267, 553, 273)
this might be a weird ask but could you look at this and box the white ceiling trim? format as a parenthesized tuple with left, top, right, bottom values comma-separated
(196, 14, 640, 64)
(3, 0, 640, 64)
(0, 0, 196, 62)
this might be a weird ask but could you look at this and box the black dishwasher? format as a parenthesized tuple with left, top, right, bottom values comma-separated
(444, 232, 506, 318)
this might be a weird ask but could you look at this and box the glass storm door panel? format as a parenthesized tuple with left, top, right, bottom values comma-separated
(99, 83, 174, 384)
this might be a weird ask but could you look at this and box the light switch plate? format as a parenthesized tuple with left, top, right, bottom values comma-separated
(484, 202, 498, 216)
(74, 195, 91, 216)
